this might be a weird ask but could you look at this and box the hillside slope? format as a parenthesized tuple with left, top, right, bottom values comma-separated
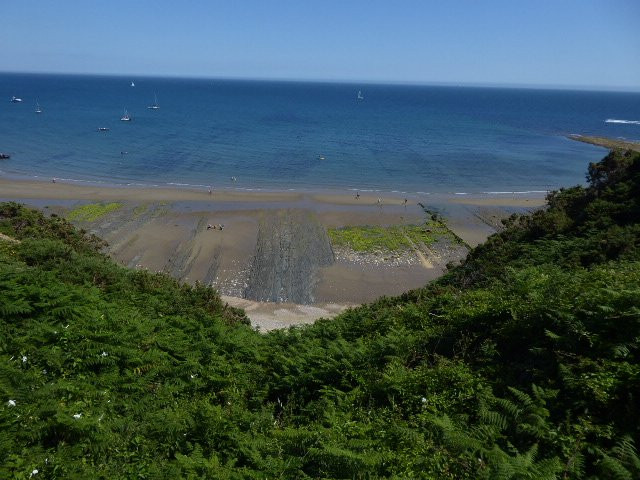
(1, 149, 639, 479)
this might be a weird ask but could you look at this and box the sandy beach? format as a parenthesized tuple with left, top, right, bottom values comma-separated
(0, 177, 545, 329)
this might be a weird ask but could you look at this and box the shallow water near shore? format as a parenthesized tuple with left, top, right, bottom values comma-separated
(3, 73, 639, 194)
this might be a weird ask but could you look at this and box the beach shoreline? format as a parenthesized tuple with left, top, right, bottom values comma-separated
(0, 176, 546, 329)
(0, 176, 548, 205)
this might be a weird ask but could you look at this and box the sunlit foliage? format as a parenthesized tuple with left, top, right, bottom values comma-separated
(1, 149, 639, 478)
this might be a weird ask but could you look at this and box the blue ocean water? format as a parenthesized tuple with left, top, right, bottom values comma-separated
(1, 73, 639, 194)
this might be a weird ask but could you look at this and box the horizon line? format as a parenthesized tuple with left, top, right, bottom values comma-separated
(1, 69, 639, 94)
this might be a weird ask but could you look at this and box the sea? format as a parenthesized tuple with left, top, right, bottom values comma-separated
(1, 73, 639, 195)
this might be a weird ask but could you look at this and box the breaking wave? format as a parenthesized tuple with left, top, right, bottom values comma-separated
(605, 119, 640, 125)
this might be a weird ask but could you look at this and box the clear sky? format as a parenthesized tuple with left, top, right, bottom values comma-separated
(2, 0, 639, 90)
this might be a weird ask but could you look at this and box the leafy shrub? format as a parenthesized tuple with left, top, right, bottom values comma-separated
(1, 149, 639, 478)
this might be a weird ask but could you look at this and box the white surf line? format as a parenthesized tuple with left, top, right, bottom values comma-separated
(605, 119, 640, 125)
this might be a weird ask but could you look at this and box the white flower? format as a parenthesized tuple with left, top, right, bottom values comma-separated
(421, 397, 427, 404)
(73, 413, 82, 419)
(29, 469, 38, 477)
(22, 355, 27, 363)
(100, 351, 108, 357)
(7, 399, 16, 407)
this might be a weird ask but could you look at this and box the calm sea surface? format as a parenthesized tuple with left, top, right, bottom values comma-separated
(1, 73, 639, 194)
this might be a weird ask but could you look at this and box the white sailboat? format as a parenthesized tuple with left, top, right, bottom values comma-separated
(35, 100, 42, 113)
(120, 108, 131, 121)
(147, 93, 160, 110)
(11, 96, 22, 103)
(131, 81, 135, 87)
(357, 90, 364, 100)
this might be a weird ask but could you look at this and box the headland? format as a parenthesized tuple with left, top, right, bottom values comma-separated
(567, 134, 640, 153)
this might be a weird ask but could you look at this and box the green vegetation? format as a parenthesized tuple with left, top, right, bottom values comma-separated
(1, 149, 640, 478)
(67, 202, 123, 222)
(151, 201, 170, 218)
(132, 203, 148, 218)
(329, 214, 459, 253)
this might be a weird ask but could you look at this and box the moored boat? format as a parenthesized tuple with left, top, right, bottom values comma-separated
(147, 93, 160, 110)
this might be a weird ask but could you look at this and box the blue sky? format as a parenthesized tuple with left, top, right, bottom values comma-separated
(2, 0, 639, 89)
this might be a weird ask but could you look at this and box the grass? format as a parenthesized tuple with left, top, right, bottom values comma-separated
(329, 216, 457, 253)
(67, 202, 123, 222)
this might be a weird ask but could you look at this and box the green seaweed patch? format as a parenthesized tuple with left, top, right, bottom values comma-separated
(423, 208, 467, 246)
(68, 202, 122, 222)
(132, 204, 148, 218)
(151, 202, 170, 217)
(328, 219, 453, 253)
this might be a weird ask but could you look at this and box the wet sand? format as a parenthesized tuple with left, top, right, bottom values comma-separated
(0, 177, 545, 329)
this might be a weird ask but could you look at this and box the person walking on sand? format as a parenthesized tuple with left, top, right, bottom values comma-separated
(208, 186, 212, 196)
(377, 197, 381, 206)
(404, 198, 408, 206)
(355, 191, 360, 199)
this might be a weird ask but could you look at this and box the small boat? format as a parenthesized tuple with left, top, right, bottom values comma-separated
(131, 81, 135, 87)
(35, 101, 42, 113)
(120, 109, 131, 121)
(357, 90, 364, 101)
(147, 93, 160, 110)
(97, 127, 110, 132)
(0, 153, 10, 159)
(11, 96, 22, 103)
